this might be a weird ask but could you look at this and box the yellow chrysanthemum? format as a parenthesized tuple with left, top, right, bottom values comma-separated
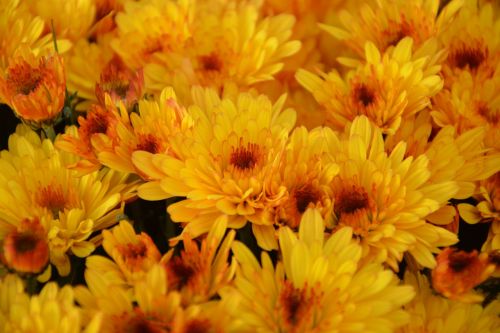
(252, 126, 339, 249)
(297, 37, 442, 134)
(25, 0, 96, 41)
(323, 116, 458, 269)
(398, 272, 500, 333)
(0, 274, 102, 333)
(76, 264, 178, 333)
(111, 0, 193, 71)
(386, 111, 500, 227)
(83, 219, 165, 290)
(431, 69, 500, 150)
(0, 125, 136, 276)
(144, 1, 300, 102)
(223, 209, 414, 332)
(322, 0, 463, 58)
(438, 0, 500, 86)
(133, 88, 296, 249)
(89, 88, 191, 176)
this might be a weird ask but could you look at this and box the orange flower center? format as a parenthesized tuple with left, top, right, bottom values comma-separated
(13, 233, 38, 253)
(450, 45, 487, 70)
(36, 185, 68, 217)
(7, 62, 43, 95)
(334, 180, 376, 236)
(167, 256, 196, 289)
(230, 143, 261, 171)
(118, 242, 150, 271)
(279, 282, 315, 331)
(352, 83, 377, 108)
(199, 53, 223, 72)
(448, 251, 476, 272)
(137, 134, 162, 154)
(294, 184, 321, 214)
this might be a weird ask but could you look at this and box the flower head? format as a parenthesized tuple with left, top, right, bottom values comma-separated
(225, 209, 414, 332)
(432, 248, 495, 302)
(0, 46, 65, 124)
(297, 38, 442, 134)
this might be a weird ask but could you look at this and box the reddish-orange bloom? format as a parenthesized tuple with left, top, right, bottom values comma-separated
(1, 218, 49, 274)
(56, 103, 120, 173)
(432, 248, 495, 302)
(165, 219, 235, 306)
(0, 46, 65, 124)
(95, 56, 144, 110)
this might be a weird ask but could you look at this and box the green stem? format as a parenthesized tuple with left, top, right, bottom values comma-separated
(42, 124, 56, 141)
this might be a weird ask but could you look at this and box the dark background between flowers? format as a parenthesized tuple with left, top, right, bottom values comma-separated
(0, 104, 497, 303)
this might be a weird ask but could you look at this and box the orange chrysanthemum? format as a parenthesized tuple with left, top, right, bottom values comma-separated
(1, 218, 49, 274)
(432, 248, 495, 302)
(0, 46, 65, 124)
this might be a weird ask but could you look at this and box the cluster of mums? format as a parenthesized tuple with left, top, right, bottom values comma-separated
(0, 0, 499, 332)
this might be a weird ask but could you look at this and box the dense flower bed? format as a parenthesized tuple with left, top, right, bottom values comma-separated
(0, 0, 499, 332)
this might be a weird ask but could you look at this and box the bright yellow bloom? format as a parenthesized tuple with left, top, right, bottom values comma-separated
(0, 125, 137, 277)
(438, 0, 500, 86)
(75, 264, 179, 333)
(322, 0, 463, 58)
(254, 126, 338, 249)
(144, 1, 300, 102)
(83, 219, 165, 290)
(386, 111, 500, 227)
(0, 46, 65, 125)
(111, 0, 193, 70)
(431, 69, 500, 150)
(324, 116, 458, 269)
(398, 272, 500, 333)
(134, 88, 296, 249)
(0, 274, 102, 333)
(25, 0, 96, 41)
(297, 37, 442, 134)
(90, 88, 191, 176)
(224, 209, 414, 332)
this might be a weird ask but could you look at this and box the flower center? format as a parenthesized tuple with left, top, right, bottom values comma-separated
(333, 180, 376, 236)
(123, 312, 168, 333)
(167, 256, 196, 289)
(335, 186, 370, 215)
(230, 143, 261, 171)
(294, 184, 321, 214)
(200, 53, 223, 72)
(279, 282, 314, 329)
(448, 251, 475, 273)
(13, 232, 38, 253)
(137, 134, 162, 154)
(8, 62, 43, 95)
(352, 83, 376, 108)
(450, 45, 487, 70)
(36, 185, 67, 217)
